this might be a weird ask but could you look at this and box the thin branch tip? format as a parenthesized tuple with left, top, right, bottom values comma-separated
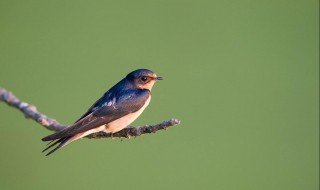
(0, 87, 180, 139)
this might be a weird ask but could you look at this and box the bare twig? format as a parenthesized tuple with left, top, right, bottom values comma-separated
(0, 88, 66, 131)
(0, 87, 180, 139)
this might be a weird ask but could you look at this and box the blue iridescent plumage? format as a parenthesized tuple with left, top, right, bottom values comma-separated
(41, 69, 162, 156)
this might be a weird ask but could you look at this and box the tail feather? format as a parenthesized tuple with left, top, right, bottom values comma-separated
(42, 139, 64, 153)
(41, 128, 97, 156)
(42, 137, 71, 156)
(42, 131, 64, 141)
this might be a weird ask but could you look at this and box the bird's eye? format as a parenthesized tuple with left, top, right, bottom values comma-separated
(141, 76, 148, 82)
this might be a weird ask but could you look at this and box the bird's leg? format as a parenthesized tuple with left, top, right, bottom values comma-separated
(110, 132, 114, 139)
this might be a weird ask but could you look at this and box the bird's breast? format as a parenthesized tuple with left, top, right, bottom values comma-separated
(104, 96, 151, 133)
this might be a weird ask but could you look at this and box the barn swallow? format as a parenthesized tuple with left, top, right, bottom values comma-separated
(42, 69, 162, 156)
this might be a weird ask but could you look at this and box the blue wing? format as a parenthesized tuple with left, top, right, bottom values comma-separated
(42, 89, 150, 141)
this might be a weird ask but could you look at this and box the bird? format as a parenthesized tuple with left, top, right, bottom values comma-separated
(41, 69, 163, 156)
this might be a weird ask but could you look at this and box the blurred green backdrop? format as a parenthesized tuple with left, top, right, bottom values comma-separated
(0, 0, 318, 190)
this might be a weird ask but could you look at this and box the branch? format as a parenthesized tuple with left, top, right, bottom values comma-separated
(0, 88, 66, 131)
(0, 87, 180, 139)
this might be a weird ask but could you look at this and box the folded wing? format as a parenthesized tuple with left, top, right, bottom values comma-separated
(42, 89, 150, 141)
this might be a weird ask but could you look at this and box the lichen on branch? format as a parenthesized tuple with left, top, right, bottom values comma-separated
(0, 88, 180, 139)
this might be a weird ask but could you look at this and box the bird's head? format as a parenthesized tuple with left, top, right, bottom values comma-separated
(126, 69, 163, 91)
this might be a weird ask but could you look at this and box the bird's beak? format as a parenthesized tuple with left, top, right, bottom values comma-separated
(156, 76, 163, 80)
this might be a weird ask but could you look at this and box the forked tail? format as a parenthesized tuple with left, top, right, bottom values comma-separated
(42, 137, 72, 156)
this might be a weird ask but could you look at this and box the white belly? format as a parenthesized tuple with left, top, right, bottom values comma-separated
(104, 96, 151, 133)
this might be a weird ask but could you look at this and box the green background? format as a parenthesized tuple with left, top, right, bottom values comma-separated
(0, 0, 318, 190)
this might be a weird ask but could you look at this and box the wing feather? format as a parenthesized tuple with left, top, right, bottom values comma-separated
(42, 89, 150, 141)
